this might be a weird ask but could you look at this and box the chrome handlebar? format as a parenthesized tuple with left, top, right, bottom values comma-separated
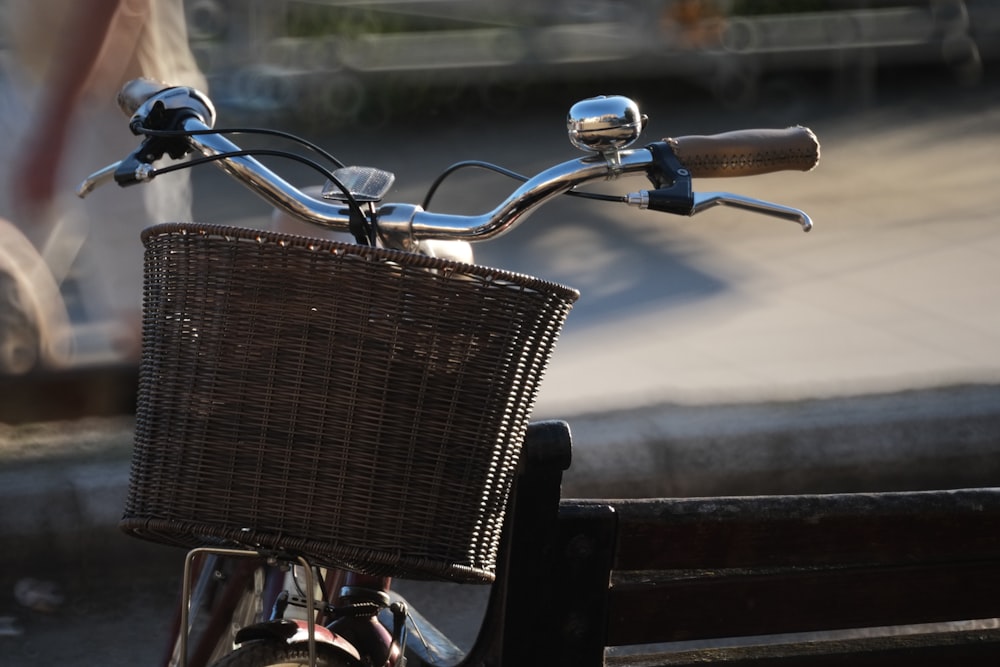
(77, 83, 815, 252)
(192, 117, 674, 244)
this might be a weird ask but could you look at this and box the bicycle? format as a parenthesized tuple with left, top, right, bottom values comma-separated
(79, 78, 819, 667)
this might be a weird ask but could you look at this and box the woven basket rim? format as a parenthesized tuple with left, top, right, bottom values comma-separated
(142, 222, 580, 301)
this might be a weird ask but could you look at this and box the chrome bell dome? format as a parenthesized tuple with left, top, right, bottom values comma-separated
(567, 95, 647, 154)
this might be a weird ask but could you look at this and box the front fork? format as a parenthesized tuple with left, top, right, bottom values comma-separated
(259, 571, 408, 667)
(175, 548, 406, 667)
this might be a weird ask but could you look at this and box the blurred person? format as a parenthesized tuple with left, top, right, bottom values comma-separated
(0, 0, 205, 371)
(663, 0, 725, 49)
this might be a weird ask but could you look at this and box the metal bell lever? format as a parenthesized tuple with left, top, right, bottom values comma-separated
(692, 192, 813, 231)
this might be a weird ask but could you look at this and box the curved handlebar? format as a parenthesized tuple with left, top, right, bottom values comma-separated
(77, 82, 820, 246)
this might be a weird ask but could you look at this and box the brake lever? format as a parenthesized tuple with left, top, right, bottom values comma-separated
(77, 162, 120, 198)
(625, 140, 812, 231)
(692, 192, 813, 231)
(78, 133, 181, 198)
(76, 156, 157, 198)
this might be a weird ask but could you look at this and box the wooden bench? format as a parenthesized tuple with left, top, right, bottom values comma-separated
(411, 420, 1000, 666)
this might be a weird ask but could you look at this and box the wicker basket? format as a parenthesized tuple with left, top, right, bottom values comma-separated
(120, 223, 577, 583)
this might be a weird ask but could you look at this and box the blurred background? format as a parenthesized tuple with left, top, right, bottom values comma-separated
(1, 3, 1000, 663)
(0, 0, 997, 412)
(0, 0, 996, 384)
(182, 0, 997, 124)
(164, 0, 997, 130)
(0, 0, 1000, 411)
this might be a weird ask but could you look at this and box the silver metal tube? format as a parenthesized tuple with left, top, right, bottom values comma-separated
(403, 150, 654, 241)
(181, 117, 354, 232)
(182, 116, 655, 242)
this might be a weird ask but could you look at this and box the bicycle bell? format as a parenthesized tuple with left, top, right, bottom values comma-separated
(567, 95, 647, 156)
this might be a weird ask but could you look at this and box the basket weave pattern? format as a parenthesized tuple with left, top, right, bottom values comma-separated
(121, 223, 577, 583)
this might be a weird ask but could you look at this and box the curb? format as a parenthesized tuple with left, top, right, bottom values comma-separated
(558, 383, 1000, 497)
(3, 384, 1000, 570)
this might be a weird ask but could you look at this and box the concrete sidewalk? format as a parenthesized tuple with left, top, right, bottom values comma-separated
(2, 72, 1000, 569)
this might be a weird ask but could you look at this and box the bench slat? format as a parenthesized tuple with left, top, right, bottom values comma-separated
(606, 626, 1000, 667)
(413, 426, 1000, 667)
(607, 559, 1000, 645)
(600, 489, 1000, 571)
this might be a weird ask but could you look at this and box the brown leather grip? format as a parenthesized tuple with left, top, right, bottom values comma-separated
(666, 126, 820, 178)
